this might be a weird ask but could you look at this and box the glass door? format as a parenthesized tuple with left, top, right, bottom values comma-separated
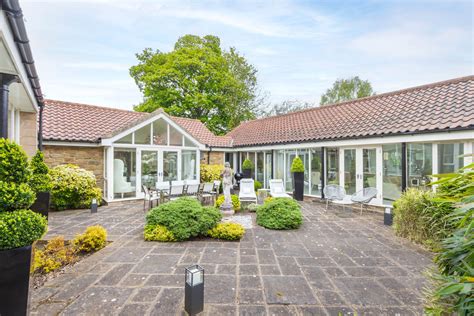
(343, 149, 357, 194)
(265, 152, 272, 188)
(161, 150, 179, 182)
(141, 150, 158, 189)
(356, 147, 382, 203)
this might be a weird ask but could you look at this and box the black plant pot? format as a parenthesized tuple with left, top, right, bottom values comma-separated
(0, 245, 33, 316)
(293, 172, 304, 201)
(242, 169, 251, 179)
(30, 191, 50, 220)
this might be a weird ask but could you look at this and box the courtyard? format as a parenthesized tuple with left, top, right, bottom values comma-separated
(30, 202, 431, 315)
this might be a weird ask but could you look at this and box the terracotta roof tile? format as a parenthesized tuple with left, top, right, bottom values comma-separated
(227, 76, 474, 146)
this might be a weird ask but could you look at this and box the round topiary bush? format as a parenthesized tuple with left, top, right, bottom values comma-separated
(0, 182, 36, 211)
(146, 198, 222, 241)
(290, 156, 304, 173)
(254, 180, 262, 191)
(0, 138, 31, 183)
(242, 158, 254, 170)
(256, 198, 303, 230)
(29, 150, 52, 193)
(215, 194, 241, 211)
(0, 209, 47, 250)
(50, 164, 102, 210)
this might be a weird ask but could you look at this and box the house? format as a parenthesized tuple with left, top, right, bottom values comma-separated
(41, 76, 474, 205)
(0, 0, 43, 156)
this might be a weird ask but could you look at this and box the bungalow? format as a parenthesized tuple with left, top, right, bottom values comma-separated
(0, 0, 43, 156)
(41, 76, 474, 206)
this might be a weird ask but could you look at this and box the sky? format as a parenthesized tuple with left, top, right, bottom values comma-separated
(21, 0, 473, 111)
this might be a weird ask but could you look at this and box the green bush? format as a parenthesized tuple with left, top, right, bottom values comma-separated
(256, 198, 302, 230)
(215, 194, 241, 211)
(146, 198, 222, 241)
(393, 188, 454, 250)
(0, 210, 47, 250)
(207, 223, 245, 240)
(0, 181, 35, 211)
(50, 164, 102, 210)
(290, 156, 304, 173)
(247, 203, 259, 212)
(0, 138, 31, 183)
(144, 224, 176, 242)
(200, 164, 224, 183)
(29, 150, 52, 193)
(242, 158, 254, 170)
(33, 236, 77, 274)
(254, 180, 262, 191)
(73, 225, 107, 252)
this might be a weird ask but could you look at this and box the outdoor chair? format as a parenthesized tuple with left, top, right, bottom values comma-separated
(351, 187, 378, 214)
(239, 178, 257, 204)
(200, 182, 215, 205)
(323, 184, 354, 211)
(269, 179, 292, 198)
(164, 183, 185, 202)
(142, 185, 159, 212)
(211, 180, 221, 200)
(185, 182, 200, 198)
(155, 181, 170, 204)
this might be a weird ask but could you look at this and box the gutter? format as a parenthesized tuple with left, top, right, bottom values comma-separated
(2, 0, 44, 148)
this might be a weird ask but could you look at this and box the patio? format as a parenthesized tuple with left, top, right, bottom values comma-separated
(31, 201, 431, 315)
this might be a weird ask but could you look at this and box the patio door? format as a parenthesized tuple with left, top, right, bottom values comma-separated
(159, 150, 180, 182)
(356, 147, 382, 203)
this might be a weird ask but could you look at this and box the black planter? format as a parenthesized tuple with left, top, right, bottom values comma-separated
(30, 192, 50, 220)
(242, 169, 251, 179)
(0, 245, 33, 316)
(293, 172, 304, 201)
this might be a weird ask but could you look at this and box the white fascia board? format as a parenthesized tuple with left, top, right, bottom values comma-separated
(0, 13, 38, 112)
(230, 130, 474, 151)
(100, 112, 206, 150)
(43, 141, 100, 147)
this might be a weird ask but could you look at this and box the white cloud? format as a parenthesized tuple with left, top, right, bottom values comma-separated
(63, 62, 130, 71)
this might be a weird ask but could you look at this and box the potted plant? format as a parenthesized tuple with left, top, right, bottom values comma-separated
(242, 158, 254, 179)
(29, 150, 52, 220)
(0, 139, 47, 315)
(291, 156, 305, 201)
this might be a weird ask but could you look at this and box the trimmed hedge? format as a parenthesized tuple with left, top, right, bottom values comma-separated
(29, 150, 52, 193)
(0, 138, 31, 183)
(144, 224, 176, 242)
(207, 222, 245, 240)
(0, 210, 47, 250)
(50, 164, 102, 210)
(215, 194, 241, 211)
(200, 164, 224, 183)
(146, 198, 222, 241)
(256, 198, 302, 230)
(73, 225, 107, 252)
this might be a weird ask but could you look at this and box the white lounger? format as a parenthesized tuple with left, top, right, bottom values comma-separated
(239, 178, 257, 203)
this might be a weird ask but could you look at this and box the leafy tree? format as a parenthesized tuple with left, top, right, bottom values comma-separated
(130, 35, 259, 135)
(260, 100, 314, 118)
(320, 76, 374, 106)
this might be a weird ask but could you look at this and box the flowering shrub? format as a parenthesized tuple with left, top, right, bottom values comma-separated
(207, 223, 245, 240)
(215, 194, 241, 211)
(73, 225, 107, 252)
(50, 164, 102, 210)
(200, 164, 224, 183)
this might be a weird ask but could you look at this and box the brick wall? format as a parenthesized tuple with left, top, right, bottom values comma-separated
(20, 111, 37, 157)
(200, 150, 224, 165)
(43, 145, 104, 187)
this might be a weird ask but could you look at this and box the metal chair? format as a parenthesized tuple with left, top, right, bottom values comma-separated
(351, 187, 378, 214)
(142, 185, 159, 212)
(323, 184, 354, 211)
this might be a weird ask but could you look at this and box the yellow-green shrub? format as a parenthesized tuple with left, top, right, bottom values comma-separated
(215, 194, 241, 211)
(207, 223, 245, 240)
(73, 225, 107, 252)
(144, 224, 176, 242)
(200, 164, 224, 183)
(33, 236, 77, 274)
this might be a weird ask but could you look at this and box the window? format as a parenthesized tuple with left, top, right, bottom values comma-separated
(285, 150, 297, 191)
(248, 152, 256, 178)
(152, 119, 167, 145)
(298, 149, 310, 195)
(182, 150, 197, 180)
(407, 143, 432, 188)
(141, 151, 157, 189)
(256, 152, 264, 184)
(275, 150, 285, 181)
(113, 148, 136, 198)
(134, 124, 151, 144)
(169, 125, 182, 146)
(116, 133, 133, 144)
(438, 143, 464, 174)
(310, 148, 322, 196)
(382, 144, 402, 204)
(326, 148, 339, 185)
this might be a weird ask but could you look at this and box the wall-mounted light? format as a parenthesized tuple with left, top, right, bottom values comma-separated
(185, 265, 204, 315)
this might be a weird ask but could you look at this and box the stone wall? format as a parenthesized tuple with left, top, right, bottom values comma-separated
(43, 145, 104, 187)
(19, 111, 37, 157)
(200, 150, 224, 165)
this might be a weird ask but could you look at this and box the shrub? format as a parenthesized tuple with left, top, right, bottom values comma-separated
(0, 210, 47, 250)
(0, 138, 31, 183)
(29, 150, 52, 193)
(207, 223, 245, 240)
(200, 164, 224, 183)
(264, 196, 273, 203)
(0, 181, 35, 211)
(290, 156, 304, 173)
(247, 203, 259, 212)
(242, 158, 254, 170)
(73, 225, 107, 252)
(33, 236, 77, 274)
(50, 164, 102, 210)
(254, 180, 262, 191)
(146, 198, 222, 241)
(144, 224, 176, 242)
(256, 198, 302, 230)
(393, 188, 454, 250)
(215, 194, 241, 211)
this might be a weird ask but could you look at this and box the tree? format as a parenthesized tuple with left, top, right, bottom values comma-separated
(260, 100, 314, 118)
(320, 76, 374, 106)
(130, 35, 259, 135)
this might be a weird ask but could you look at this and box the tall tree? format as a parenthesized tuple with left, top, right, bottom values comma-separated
(260, 100, 314, 118)
(320, 76, 374, 106)
(130, 35, 259, 135)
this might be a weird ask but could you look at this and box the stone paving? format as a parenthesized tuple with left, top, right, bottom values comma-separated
(30, 201, 432, 315)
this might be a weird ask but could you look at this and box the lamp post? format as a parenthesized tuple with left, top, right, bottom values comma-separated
(185, 265, 204, 315)
(384, 207, 393, 226)
(91, 198, 98, 214)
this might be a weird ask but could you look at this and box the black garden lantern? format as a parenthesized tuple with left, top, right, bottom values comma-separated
(185, 265, 204, 315)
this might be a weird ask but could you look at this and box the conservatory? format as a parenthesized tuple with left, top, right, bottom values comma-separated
(100, 113, 202, 201)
